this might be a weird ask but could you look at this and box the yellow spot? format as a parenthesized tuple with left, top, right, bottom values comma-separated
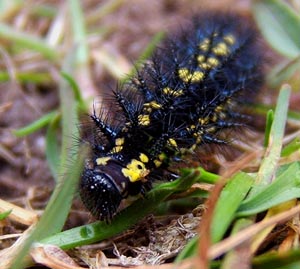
(198, 62, 210, 70)
(224, 34, 235, 45)
(154, 159, 162, 167)
(139, 153, 149, 163)
(190, 144, 197, 151)
(215, 105, 224, 112)
(211, 114, 218, 122)
(207, 126, 216, 133)
(149, 101, 161, 109)
(163, 87, 184, 97)
(115, 137, 124, 146)
(198, 57, 219, 70)
(212, 42, 229, 56)
(199, 38, 210, 51)
(122, 159, 150, 182)
(196, 136, 202, 144)
(199, 117, 209, 125)
(189, 125, 196, 130)
(207, 57, 219, 67)
(158, 152, 166, 161)
(111, 145, 123, 153)
(178, 68, 204, 83)
(143, 101, 162, 113)
(197, 55, 205, 63)
(168, 138, 178, 148)
(138, 114, 150, 126)
(96, 157, 111, 166)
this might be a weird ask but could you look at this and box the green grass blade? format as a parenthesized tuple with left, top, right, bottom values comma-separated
(13, 111, 58, 137)
(237, 161, 300, 216)
(8, 146, 87, 269)
(221, 218, 253, 269)
(266, 56, 300, 88)
(0, 71, 52, 83)
(249, 84, 291, 196)
(211, 172, 254, 243)
(253, 249, 300, 269)
(175, 236, 198, 262)
(45, 113, 61, 180)
(252, 0, 300, 58)
(68, 0, 88, 65)
(41, 168, 201, 249)
(0, 23, 58, 60)
(263, 110, 274, 148)
(281, 137, 300, 157)
(0, 210, 12, 220)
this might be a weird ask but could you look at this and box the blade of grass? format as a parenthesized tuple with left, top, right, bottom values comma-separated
(45, 113, 61, 181)
(8, 145, 87, 269)
(0, 23, 58, 60)
(175, 236, 199, 262)
(267, 56, 300, 88)
(211, 172, 254, 243)
(237, 161, 300, 216)
(263, 110, 274, 148)
(0, 71, 52, 83)
(60, 72, 86, 111)
(41, 168, 201, 249)
(252, 0, 300, 58)
(0, 210, 12, 220)
(68, 0, 88, 65)
(13, 111, 58, 137)
(220, 218, 253, 269)
(86, 0, 124, 24)
(253, 248, 300, 269)
(281, 137, 300, 157)
(249, 84, 291, 196)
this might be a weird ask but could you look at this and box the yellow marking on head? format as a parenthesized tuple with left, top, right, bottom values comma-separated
(139, 153, 149, 163)
(96, 157, 111, 166)
(224, 34, 235, 45)
(178, 68, 204, 83)
(199, 38, 210, 51)
(122, 159, 150, 182)
(154, 159, 162, 167)
(138, 114, 150, 126)
(212, 42, 229, 56)
(163, 87, 184, 97)
(168, 138, 178, 148)
(115, 137, 124, 146)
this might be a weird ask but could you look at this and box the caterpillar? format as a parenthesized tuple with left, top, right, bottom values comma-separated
(79, 12, 264, 220)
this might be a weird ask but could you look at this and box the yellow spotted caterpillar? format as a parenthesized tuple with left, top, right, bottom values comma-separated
(80, 12, 263, 220)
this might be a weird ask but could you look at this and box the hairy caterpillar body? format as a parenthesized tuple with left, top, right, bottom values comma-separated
(80, 12, 263, 220)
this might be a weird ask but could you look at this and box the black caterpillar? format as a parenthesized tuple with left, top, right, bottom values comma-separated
(80, 12, 263, 220)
